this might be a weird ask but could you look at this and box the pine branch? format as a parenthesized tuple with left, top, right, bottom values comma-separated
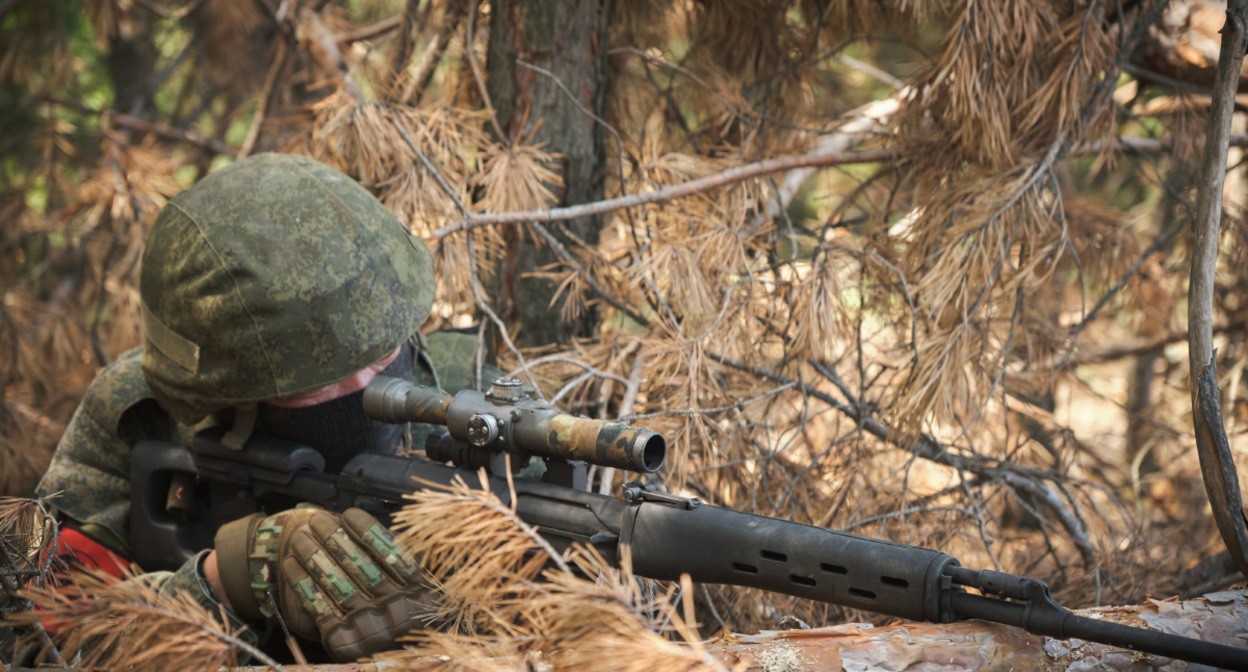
(434, 135, 1248, 239)
(705, 353, 1099, 567)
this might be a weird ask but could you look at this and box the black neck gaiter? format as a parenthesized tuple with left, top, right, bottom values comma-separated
(256, 345, 413, 473)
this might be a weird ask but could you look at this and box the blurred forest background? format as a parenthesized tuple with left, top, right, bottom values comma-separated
(3, 0, 1248, 636)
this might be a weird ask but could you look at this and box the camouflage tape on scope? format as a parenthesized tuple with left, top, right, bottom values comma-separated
(363, 375, 452, 425)
(541, 414, 666, 473)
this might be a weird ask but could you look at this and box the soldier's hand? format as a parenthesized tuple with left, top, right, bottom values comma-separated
(214, 507, 437, 661)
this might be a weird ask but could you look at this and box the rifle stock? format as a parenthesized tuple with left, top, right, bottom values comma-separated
(127, 377, 1248, 670)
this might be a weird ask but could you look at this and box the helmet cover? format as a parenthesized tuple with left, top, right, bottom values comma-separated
(139, 153, 435, 424)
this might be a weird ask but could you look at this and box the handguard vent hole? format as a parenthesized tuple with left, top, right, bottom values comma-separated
(732, 562, 759, 574)
(881, 576, 909, 589)
(761, 549, 787, 562)
(849, 587, 876, 600)
(789, 575, 816, 587)
(820, 563, 848, 575)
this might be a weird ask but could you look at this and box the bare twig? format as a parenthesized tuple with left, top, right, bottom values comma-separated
(609, 47, 745, 124)
(1107, 135, 1248, 153)
(432, 132, 1226, 240)
(389, 117, 541, 395)
(466, 233, 539, 396)
(761, 94, 902, 226)
(1187, 0, 1248, 577)
(435, 148, 900, 237)
(237, 37, 289, 158)
(843, 505, 976, 532)
(111, 113, 233, 155)
(429, 131, 1248, 239)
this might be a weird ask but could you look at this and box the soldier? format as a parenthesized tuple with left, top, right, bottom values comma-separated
(30, 153, 484, 661)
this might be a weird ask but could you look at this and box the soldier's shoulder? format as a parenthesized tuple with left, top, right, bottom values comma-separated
(78, 347, 159, 433)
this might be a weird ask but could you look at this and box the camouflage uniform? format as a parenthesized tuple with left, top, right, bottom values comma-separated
(26, 153, 496, 654)
(35, 332, 489, 622)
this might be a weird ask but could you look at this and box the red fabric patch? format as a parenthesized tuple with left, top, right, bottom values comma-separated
(36, 527, 133, 634)
(53, 528, 130, 579)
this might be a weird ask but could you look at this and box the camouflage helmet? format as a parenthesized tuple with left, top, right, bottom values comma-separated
(139, 153, 435, 425)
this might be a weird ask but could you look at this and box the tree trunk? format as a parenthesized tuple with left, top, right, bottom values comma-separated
(486, 0, 611, 347)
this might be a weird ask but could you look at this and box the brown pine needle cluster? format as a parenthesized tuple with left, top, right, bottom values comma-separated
(0, 497, 58, 623)
(13, 568, 275, 671)
(382, 477, 727, 672)
(391, 473, 554, 636)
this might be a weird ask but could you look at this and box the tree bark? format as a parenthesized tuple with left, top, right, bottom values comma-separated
(485, 0, 611, 347)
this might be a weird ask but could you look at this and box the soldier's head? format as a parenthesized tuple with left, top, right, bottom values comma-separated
(138, 153, 434, 464)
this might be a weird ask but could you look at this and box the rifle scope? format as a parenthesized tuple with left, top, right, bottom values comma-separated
(364, 376, 666, 474)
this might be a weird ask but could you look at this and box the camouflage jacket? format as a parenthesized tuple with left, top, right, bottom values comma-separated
(34, 331, 495, 632)
(38, 331, 492, 545)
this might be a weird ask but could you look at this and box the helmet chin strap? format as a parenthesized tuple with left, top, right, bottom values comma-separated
(222, 403, 258, 451)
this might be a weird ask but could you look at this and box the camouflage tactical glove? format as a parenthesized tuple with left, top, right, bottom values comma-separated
(215, 507, 437, 661)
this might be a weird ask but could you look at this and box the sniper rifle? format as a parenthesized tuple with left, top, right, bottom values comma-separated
(130, 376, 1248, 670)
